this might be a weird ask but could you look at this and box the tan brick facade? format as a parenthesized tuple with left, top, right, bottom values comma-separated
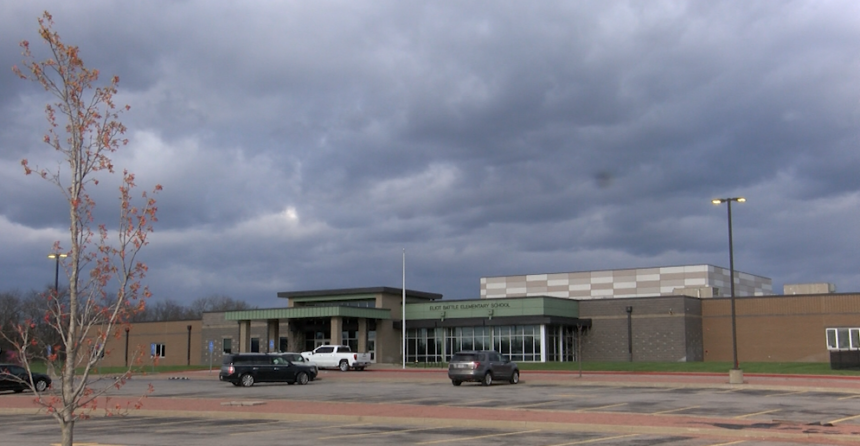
(702, 294, 860, 363)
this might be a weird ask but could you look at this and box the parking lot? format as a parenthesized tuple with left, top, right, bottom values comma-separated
(3, 369, 860, 445)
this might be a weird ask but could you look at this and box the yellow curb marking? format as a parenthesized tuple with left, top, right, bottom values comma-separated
(837, 394, 860, 400)
(416, 428, 541, 445)
(706, 441, 745, 446)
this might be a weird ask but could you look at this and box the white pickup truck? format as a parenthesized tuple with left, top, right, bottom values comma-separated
(301, 345, 372, 372)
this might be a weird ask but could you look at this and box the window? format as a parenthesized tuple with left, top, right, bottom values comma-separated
(222, 338, 232, 354)
(827, 328, 860, 350)
(153, 344, 166, 358)
(251, 338, 260, 353)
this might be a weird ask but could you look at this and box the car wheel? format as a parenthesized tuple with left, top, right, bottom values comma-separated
(240, 374, 255, 387)
(34, 379, 48, 392)
(339, 360, 349, 372)
(509, 370, 520, 385)
(481, 372, 493, 386)
(297, 372, 309, 385)
(451, 380, 462, 386)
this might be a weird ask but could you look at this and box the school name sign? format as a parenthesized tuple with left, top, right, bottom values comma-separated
(429, 302, 511, 311)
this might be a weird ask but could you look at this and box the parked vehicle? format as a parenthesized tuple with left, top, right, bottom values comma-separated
(447, 350, 519, 386)
(219, 353, 315, 387)
(0, 363, 51, 393)
(301, 345, 372, 371)
(276, 352, 318, 380)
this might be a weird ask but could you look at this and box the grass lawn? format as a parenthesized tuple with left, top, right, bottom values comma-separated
(19, 361, 860, 376)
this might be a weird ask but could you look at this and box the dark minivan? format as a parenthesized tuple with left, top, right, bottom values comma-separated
(220, 353, 315, 387)
(447, 350, 519, 386)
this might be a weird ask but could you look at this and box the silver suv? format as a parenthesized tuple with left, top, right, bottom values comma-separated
(447, 350, 519, 386)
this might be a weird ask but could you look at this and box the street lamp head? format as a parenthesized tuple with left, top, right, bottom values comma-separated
(47, 253, 68, 259)
(712, 197, 745, 205)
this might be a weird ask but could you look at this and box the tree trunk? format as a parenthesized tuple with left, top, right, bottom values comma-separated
(60, 419, 74, 446)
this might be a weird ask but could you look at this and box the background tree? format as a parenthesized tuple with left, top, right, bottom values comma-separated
(7, 12, 161, 446)
(189, 294, 253, 317)
(0, 290, 24, 360)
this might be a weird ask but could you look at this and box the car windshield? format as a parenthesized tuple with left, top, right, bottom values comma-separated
(451, 354, 478, 362)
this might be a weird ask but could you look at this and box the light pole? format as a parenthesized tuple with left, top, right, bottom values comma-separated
(47, 253, 67, 296)
(712, 197, 745, 383)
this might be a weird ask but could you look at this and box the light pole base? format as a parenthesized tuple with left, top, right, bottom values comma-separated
(729, 369, 744, 384)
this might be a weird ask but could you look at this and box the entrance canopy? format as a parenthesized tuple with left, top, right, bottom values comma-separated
(224, 306, 392, 321)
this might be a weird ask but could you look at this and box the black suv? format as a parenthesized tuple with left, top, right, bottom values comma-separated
(447, 350, 519, 386)
(220, 353, 315, 387)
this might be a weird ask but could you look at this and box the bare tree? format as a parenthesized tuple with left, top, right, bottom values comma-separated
(190, 294, 253, 317)
(7, 12, 161, 446)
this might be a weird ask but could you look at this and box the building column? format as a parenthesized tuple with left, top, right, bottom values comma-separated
(267, 319, 280, 353)
(238, 320, 251, 353)
(539, 324, 547, 362)
(330, 316, 343, 345)
(358, 318, 368, 352)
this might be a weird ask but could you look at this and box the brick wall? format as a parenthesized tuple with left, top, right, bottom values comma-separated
(702, 294, 860, 363)
(580, 296, 702, 362)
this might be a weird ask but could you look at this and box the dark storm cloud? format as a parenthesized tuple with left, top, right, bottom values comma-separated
(2, 1, 860, 306)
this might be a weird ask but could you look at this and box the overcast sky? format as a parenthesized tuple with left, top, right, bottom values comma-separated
(2, 1, 860, 307)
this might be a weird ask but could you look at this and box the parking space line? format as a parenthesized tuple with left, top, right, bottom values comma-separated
(416, 428, 541, 444)
(508, 400, 563, 409)
(317, 425, 451, 440)
(574, 403, 627, 412)
(715, 388, 741, 394)
(733, 409, 780, 419)
(156, 420, 291, 434)
(228, 422, 370, 436)
(447, 398, 497, 406)
(828, 413, 860, 424)
(543, 433, 639, 445)
(764, 390, 806, 398)
(385, 397, 442, 404)
(653, 405, 700, 414)
(51, 443, 125, 446)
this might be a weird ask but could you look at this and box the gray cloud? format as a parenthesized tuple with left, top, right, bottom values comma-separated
(3, 1, 860, 306)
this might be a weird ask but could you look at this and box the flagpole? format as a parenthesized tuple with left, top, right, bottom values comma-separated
(402, 249, 406, 369)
